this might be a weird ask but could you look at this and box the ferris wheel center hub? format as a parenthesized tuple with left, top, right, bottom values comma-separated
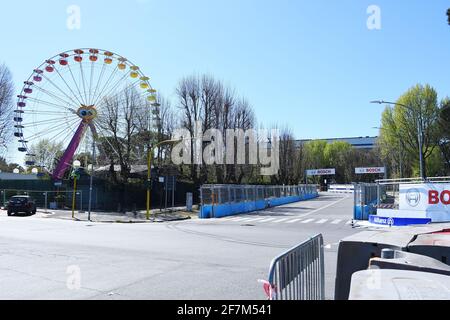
(77, 105, 97, 121)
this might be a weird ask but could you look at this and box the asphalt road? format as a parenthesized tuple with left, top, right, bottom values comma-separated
(0, 192, 358, 300)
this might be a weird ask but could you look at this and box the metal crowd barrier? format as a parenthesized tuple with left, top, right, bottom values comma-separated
(353, 183, 378, 220)
(200, 184, 318, 205)
(263, 234, 325, 300)
(328, 184, 354, 193)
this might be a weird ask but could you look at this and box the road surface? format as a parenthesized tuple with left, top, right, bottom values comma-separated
(0, 192, 358, 299)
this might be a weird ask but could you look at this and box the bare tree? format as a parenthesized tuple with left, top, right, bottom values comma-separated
(0, 64, 14, 154)
(96, 87, 144, 182)
(26, 139, 64, 172)
(176, 74, 258, 185)
(176, 75, 205, 185)
(276, 126, 297, 184)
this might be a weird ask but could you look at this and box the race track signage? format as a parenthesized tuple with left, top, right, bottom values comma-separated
(399, 183, 450, 222)
(355, 167, 385, 174)
(306, 168, 336, 176)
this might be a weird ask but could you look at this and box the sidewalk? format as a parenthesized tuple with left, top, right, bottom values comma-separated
(36, 207, 199, 223)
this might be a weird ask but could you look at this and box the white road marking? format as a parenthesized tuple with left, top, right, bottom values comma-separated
(297, 195, 350, 218)
(315, 219, 328, 224)
(259, 217, 278, 223)
(285, 218, 303, 223)
(242, 217, 266, 222)
(239, 217, 260, 222)
(228, 217, 250, 222)
(331, 219, 342, 224)
(301, 218, 314, 224)
(272, 218, 291, 223)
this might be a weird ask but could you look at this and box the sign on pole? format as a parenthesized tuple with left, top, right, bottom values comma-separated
(306, 168, 336, 176)
(355, 167, 385, 174)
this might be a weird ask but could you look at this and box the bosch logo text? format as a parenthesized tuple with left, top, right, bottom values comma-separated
(406, 189, 420, 207)
(429, 190, 450, 205)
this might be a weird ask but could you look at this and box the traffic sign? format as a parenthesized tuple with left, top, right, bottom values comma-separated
(166, 176, 176, 191)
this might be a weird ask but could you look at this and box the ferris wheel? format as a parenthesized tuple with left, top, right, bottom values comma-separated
(14, 48, 158, 180)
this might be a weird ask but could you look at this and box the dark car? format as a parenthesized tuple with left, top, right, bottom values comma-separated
(7, 196, 37, 216)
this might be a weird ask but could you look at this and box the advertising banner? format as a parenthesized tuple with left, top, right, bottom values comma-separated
(399, 183, 450, 222)
(306, 168, 336, 176)
(355, 167, 385, 174)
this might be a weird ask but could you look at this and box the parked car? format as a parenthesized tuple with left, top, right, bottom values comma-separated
(6, 195, 37, 216)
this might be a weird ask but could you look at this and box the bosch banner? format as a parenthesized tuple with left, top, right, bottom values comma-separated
(355, 167, 385, 174)
(306, 168, 336, 176)
(399, 183, 450, 222)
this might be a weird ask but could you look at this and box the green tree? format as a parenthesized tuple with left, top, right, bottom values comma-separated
(303, 140, 327, 170)
(378, 84, 442, 178)
(324, 141, 352, 183)
(437, 99, 450, 171)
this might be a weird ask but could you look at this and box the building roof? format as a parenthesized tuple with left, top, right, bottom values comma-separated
(0, 173, 39, 180)
(296, 136, 378, 149)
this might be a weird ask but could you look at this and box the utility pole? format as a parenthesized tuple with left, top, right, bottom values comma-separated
(88, 139, 96, 221)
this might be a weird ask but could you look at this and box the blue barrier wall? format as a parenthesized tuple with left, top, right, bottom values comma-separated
(353, 200, 377, 220)
(200, 193, 318, 219)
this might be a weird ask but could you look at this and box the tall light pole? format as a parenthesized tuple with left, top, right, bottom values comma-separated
(87, 138, 96, 222)
(146, 138, 181, 220)
(72, 160, 81, 219)
(371, 100, 425, 180)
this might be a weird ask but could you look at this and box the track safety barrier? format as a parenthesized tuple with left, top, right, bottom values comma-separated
(260, 234, 325, 300)
(353, 183, 378, 220)
(199, 184, 318, 218)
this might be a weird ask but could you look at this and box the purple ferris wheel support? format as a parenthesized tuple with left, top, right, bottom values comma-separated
(52, 120, 88, 181)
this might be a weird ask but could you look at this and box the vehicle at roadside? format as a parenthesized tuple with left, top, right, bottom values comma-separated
(6, 196, 37, 216)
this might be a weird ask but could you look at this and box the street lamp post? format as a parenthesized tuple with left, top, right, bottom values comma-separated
(146, 138, 181, 220)
(87, 138, 96, 222)
(72, 160, 81, 219)
(371, 100, 425, 180)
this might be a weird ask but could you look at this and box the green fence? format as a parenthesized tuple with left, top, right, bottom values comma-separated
(0, 177, 197, 211)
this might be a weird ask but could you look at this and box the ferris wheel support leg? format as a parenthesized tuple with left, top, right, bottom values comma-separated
(52, 120, 88, 180)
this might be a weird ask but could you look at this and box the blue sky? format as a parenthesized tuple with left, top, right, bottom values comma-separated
(1, 0, 449, 163)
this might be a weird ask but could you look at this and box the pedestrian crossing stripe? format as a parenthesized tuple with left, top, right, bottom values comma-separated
(272, 218, 290, 223)
(258, 217, 278, 223)
(215, 216, 353, 225)
(285, 218, 303, 223)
